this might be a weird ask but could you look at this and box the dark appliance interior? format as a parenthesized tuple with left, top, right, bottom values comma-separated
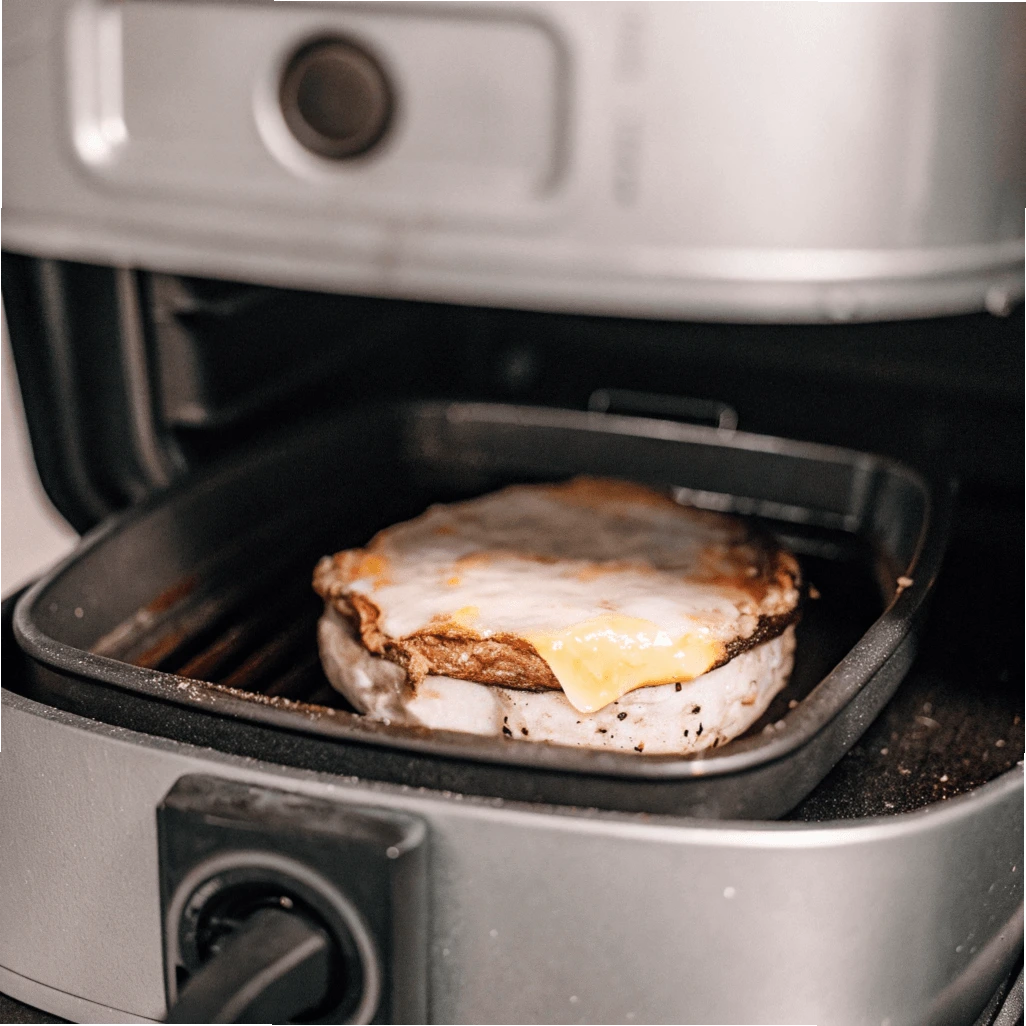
(3, 254, 1023, 824)
(3, 255, 1023, 530)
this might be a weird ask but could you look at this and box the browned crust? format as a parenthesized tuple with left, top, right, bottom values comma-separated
(537, 476, 688, 512)
(322, 590, 561, 691)
(721, 607, 802, 664)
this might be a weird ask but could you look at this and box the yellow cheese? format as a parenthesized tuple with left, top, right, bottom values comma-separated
(526, 614, 724, 714)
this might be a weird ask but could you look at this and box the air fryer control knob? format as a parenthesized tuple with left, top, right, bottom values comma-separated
(159, 776, 427, 1023)
(280, 38, 394, 159)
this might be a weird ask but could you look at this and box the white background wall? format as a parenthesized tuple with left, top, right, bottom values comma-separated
(2, 312, 79, 597)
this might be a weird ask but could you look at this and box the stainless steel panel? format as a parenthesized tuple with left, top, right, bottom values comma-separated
(0, 965, 153, 1025)
(4, 0, 1023, 320)
(1, 688, 1021, 1025)
(68, 2, 565, 216)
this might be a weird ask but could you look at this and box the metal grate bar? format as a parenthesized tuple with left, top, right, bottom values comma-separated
(264, 651, 326, 700)
(173, 582, 308, 681)
(97, 563, 350, 709)
(217, 612, 315, 692)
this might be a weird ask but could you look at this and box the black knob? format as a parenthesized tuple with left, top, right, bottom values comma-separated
(280, 38, 394, 160)
(165, 905, 333, 1024)
(172, 876, 368, 1023)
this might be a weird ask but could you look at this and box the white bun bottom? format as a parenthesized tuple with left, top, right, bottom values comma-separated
(317, 607, 795, 755)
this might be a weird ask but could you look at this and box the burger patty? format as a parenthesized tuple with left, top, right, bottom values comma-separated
(312, 477, 802, 752)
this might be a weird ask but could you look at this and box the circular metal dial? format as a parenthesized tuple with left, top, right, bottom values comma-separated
(280, 38, 394, 160)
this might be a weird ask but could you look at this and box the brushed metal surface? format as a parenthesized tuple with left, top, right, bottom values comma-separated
(3, 0, 1023, 321)
(0, 687, 1021, 1025)
(0, 965, 152, 1025)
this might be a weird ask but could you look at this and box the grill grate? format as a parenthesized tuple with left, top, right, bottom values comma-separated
(93, 568, 352, 712)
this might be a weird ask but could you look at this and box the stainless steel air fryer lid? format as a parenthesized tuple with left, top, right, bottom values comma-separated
(3, 2, 1024, 322)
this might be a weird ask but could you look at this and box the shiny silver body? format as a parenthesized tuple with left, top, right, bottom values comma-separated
(2, 3, 1024, 1023)
(4, 0, 1024, 321)
(0, 689, 1022, 1026)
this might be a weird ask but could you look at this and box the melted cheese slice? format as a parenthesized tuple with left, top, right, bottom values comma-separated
(526, 614, 724, 713)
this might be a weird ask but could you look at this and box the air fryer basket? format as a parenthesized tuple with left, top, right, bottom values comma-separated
(14, 402, 951, 818)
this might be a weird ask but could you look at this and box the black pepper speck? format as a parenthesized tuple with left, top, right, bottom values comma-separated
(617, 711, 628, 721)
(697, 723, 704, 736)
